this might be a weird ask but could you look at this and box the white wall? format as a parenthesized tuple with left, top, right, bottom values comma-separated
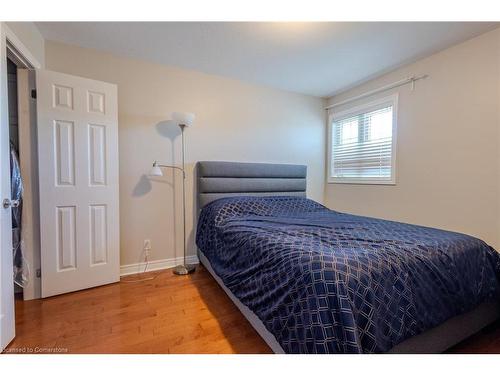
(325, 28, 500, 249)
(45, 41, 326, 267)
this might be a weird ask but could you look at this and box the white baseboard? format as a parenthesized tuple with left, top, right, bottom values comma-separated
(120, 255, 199, 277)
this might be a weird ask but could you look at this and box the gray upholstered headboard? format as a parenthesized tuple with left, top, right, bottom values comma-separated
(196, 161, 307, 208)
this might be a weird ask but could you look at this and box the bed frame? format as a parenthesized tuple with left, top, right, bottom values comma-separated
(195, 160, 500, 354)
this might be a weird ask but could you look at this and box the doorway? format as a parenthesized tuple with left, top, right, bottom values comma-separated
(6, 43, 40, 302)
(6, 44, 40, 303)
(7, 57, 25, 301)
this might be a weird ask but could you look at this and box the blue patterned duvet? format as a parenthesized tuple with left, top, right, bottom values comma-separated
(196, 196, 500, 353)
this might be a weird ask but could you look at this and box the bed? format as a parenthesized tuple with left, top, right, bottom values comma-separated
(195, 161, 500, 354)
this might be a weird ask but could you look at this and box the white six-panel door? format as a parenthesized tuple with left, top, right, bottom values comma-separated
(37, 70, 119, 298)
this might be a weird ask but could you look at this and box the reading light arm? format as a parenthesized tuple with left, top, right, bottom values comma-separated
(152, 161, 186, 178)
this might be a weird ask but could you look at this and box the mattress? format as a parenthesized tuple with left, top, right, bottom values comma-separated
(196, 195, 500, 354)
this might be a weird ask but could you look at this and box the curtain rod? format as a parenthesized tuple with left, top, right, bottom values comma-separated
(325, 74, 428, 110)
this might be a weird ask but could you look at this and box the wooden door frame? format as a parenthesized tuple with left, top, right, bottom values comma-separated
(0, 22, 42, 350)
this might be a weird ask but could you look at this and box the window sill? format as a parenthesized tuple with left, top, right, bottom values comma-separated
(327, 179, 396, 186)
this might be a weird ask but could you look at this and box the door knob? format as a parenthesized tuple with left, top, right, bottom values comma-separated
(3, 199, 19, 209)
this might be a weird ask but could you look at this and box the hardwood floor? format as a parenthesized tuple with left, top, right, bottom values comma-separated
(5, 265, 271, 354)
(3, 265, 500, 354)
(446, 319, 500, 354)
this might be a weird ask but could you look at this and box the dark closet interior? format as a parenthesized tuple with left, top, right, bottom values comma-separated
(7, 57, 25, 299)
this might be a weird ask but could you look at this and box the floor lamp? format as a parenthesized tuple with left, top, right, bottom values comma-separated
(149, 112, 196, 275)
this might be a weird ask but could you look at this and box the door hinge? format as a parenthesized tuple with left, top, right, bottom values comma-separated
(36, 269, 41, 278)
(31, 89, 37, 99)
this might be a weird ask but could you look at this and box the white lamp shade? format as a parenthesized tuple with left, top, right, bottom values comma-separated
(172, 112, 195, 127)
(149, 164, 163, 177)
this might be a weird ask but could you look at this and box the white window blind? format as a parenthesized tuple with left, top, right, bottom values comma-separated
(328, 96, 397, 184)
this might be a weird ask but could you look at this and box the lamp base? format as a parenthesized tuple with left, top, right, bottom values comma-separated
(173, 264, 196, 275)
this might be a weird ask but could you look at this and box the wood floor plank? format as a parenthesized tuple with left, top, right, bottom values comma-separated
(3, 265, 499, 354)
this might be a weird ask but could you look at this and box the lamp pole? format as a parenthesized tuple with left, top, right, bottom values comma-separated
(150, 112, 196, 275)
(172, 123, 196, 275)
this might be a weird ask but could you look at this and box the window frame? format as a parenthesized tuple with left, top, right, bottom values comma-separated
(327, 94, 398, 185)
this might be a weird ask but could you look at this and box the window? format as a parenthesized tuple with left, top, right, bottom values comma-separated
(328, 95, 397, 184)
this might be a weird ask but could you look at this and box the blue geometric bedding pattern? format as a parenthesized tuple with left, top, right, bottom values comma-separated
(196, 196, 500, 353)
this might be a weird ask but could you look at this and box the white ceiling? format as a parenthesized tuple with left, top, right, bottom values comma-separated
(36, 22, 498, 97)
